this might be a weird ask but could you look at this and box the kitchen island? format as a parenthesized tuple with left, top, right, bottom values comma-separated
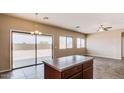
(43, 55, 94, 79)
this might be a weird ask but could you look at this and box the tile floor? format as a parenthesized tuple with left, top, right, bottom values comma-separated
(13, 56, 51, 69)
(0, 65, 44, 79)
(1, 57, 124, 79)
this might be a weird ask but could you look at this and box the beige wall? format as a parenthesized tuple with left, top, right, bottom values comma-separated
(87, 30, 123, 59)
(0, 14, 86, 72)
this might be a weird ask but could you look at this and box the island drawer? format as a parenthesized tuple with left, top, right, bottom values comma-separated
(83, 60, 93, 70)
(62, 65, 82, 79)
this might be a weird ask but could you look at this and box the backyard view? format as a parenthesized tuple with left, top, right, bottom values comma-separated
(12, 32, 52, 68)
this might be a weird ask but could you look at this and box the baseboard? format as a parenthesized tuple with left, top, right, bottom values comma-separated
(86, 54, 122, 60)
(0, 69, 11, 73)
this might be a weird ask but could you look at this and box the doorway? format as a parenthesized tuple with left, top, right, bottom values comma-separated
(122, 33, 124, 58)
(12, 31, 53, 69)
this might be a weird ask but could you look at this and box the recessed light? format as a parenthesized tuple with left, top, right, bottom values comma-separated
(43, 16, 49, 20)
(35, 13, 38, 15)
(75, 26, 80, 28)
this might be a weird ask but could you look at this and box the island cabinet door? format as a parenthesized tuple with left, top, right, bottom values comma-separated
(82, 60, 93, 79)
(69, 72, 82, 79)
(61, 65, 82, 79)
(83, 67, 93, 79)
(44, 64, 62, 79)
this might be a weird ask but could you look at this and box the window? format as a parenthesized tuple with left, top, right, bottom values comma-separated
(67, 37, 72, 48)
(60, 36, 66, 49)
(77, 38, 81, 48)
(77, 38, 85, 48)
(81, 38, 85, 48)
(59, 36, 73, 49)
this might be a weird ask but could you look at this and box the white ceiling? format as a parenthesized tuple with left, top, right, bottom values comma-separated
(6, 13, 124, 34)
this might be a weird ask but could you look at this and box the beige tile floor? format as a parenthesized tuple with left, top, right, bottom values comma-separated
(0, 65, 44, 79)
(1, 57, 124, 79)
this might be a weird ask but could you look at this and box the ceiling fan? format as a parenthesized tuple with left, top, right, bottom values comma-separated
(97, 25, 112, 32)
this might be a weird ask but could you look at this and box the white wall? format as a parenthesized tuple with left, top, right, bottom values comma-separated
(86, 30, 123, 59)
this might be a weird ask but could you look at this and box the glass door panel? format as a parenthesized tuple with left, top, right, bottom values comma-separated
(37, 35, 53, 64)
(12, 32, 35, 68)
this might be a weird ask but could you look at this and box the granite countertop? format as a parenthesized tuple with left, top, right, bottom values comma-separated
(42, 55, 94, 72)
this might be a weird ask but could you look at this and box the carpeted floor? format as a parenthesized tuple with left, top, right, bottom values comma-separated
(93, 57, 124, 79)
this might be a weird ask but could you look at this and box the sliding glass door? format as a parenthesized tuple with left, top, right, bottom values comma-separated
(12, 32, 35, 69)
(12, 32, 53, 69)
(37, 35, 53, 64)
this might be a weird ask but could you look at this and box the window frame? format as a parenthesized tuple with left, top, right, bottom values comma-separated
(76, 38, 85, 48)
(77, 38, 81, 48)
(59, 36, 73, 49)
(66, 36, 73, 49)
(59, 36, 67, 49)
(80, 38, 85, 48)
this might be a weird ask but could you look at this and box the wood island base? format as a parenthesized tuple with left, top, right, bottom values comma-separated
(44, 60, 93, 79)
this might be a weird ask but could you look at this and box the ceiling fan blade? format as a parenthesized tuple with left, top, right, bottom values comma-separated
(97, 25, 112, 32)
(106, 27, 112, 29)
(104, 28, 108, 31)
